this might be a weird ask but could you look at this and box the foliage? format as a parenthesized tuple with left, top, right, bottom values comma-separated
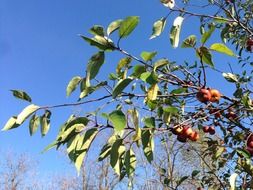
(3, 0, 253, 189)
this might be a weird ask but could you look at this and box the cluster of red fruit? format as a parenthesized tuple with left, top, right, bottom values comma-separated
(196, 88, 221, 103)
(246, 38, 253, 52)
(172, 125, 200, 143)
(246, 134, 253, 155)
(202, 125, 216, 135)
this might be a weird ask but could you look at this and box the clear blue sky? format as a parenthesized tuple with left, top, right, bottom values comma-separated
(0, 0, 238, 174)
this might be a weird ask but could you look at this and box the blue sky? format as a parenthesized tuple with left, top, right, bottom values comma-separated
(0, 0, 239, 175)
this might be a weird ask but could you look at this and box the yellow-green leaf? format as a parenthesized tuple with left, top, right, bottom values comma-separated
(119, 16, 139, 38)
(109, 110, 126, 132)
(66, 76, 82, 97)
(210, 43, 235, 56)
(170, 16, 184, 48)
(147, 84, 159, 101)
(2, 116, 19, 131)
(107, 19, 122, 36)
(150, 17, 166, 39)
(16, 104, 40, 125)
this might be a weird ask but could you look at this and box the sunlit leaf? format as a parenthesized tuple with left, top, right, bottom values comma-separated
(40, 110, 51, 137)
(112, 78, 133, 98)
(80, 35, 115, 51)
(16, 104, 40, 125)
(141, 51, 157, 62)
(66, 76, 82, 97)
(110, 139, 125, 175)
(170, 16, 184, 48)
(131, 65, 146, 78)
(29, 115, 40, 136)
(181, 35, 197, 48)
(86, 51, 105, 87)
(2, 116, 19, 131)
(89, 25, 105, 36)
(125, 149, 136, 177)
(229, 173, 238, 190)
(210, 43, 235, 56)
(140, 71, 158, 85)
(154, 59, 169, 71)
(197, 46, 214, 67)
(69, 128, 98, 173)
(147, 84, 159, 101)
(222, 73, 238, 83)
(109, 110, 126, 132)
(141, 128, 154, 163)
(201, 25, 215, 44)
(150, 17, 166, 39)
(107, 19, 123, 36)
(119, 16, 139, 38)
(143, 117, 156, 128)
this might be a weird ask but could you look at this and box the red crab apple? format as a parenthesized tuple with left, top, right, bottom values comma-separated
(189, 131, 200, 141)
(172, 126, 184, 135)
(209, 89, 221, 102)
(177, 134, 187, 143)
(182, 126, 193, 137)
(208, 126, 216, 135)
(202, 126, 209, 133)
(196, 88, 211, 103)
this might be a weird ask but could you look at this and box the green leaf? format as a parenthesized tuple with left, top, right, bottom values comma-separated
(222, 73, 238, 83)
(57, 117, 89, 143)
(150, 17, 166, 39)
(131, 65, 146, 78)
(198, 47, 214, 67)
(98, 135, 117, 161)
(177, 176, 188, 186)
(119, 16, 139, 38)
(10, 90, 32, 102)
(143, 117, 156, 128)
(112, 78, 133, 98)
(66, 76, 82, 97)
(140, 51, 157, 62)
(191, 170, 200, 178)
(110, 139, 125, 175)
(141, 128, 154, 163)
(29, 115, 40, 136)
(163, 106, 179, 115)
(201, 25, 215, 44)
(69, 128, 98, 173)
(210, 43, 235, 56)
(86, 51, 105, 87)
(40, 110, 51, 137)
(140, 71, 158, 85)
(214, 147, 225, 159)
(181, 35, 197, 48)
(147, 84, 159, 101)
(170, 87, 187, 94)
(2, 116, 19, 131)
(16, 104, 40, 125)
(89, 25, 105, 36)
(80, 35, 115, 51)
(170, 16, 184, 48)
(116, 57, 132, 75)
(154, 59, 169, 71)
(125, 149, 136, 177)
(236, 148, 251, 159)
(107, 19, 123, 36)
(109, 110, 126, 132)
